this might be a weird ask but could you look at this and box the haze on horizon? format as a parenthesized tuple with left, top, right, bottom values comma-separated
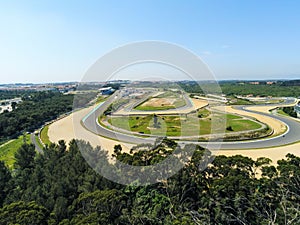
(0, 1, 300, 84)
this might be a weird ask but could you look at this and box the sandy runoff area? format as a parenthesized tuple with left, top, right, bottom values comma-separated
(48, 105, 134, 156)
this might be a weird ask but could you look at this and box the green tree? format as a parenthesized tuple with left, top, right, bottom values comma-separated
(126, 187, 170, 225)
(11, 102, 17, 110)
(12, 143, 36, 194)
(0, 201, 49, 225)
(14, 143, 36, 170)
(0, 161, 11, 207)
(68, 189, 127, 224)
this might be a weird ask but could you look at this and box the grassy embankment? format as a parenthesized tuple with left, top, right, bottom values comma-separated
(96, 95, 109, 104)
(31, 124, 52, 150)
(277, 109, 290, 117)
(0, 134, 31, 169)
(40, 125, 51, 145)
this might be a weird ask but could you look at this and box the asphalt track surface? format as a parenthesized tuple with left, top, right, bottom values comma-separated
(30, 133, 43, 153)
(82, 93, 300, 150)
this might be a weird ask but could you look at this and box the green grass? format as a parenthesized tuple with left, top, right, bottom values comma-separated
(135, 104, 177, 111)
(96, 95, 109, 103)
(107, 112, 262, 137)
(197, 108, 210, 118)
(40, 125, 51, 145)
(225, 114, 243, 120)
(228, 119, 262, 131)
(277, 109, 289, 116)
(0, 134, 31, 169)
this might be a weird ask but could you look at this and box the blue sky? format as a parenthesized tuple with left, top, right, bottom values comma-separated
(0, 0, 300, 83)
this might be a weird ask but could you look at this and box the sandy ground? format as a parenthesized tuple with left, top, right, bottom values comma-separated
(247, 106, 279, 114)
(214, 143, 300, 165)
(0, 105, 12, 113)
(141, 97, 176, 107)
(48, 106, 134, 155)
(191, 99, 209, 110)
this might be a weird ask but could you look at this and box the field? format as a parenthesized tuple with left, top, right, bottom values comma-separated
(135, 91, 186, 111)
(0, 134, 31, 169)
(107, 110, 262, 137)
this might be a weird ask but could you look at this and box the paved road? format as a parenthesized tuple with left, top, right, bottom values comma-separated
(30, 133, 44, 153)
(82, 91, 155, 145)
(82, 94, 300, 150)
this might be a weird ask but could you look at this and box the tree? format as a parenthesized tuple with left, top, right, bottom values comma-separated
(125, 187, 170, 224)
(14, 143, 36, 170)
(226, 126, 234, 131)
(0, 161, 11, 207)
(68, 190, 127, 224)
(0, 201, 49, 225)
(113, 144, 122, 157)
(11, 101, 17, 110)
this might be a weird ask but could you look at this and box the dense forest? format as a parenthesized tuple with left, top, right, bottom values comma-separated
(178, 81, 300, 97)
(0, 90, 34, 100)
(0, 138, 299, 224)
(0, 92, 74, 141)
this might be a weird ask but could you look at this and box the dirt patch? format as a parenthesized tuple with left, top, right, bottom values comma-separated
(191, 99, 209, 110)
(142, 98, 177, 107)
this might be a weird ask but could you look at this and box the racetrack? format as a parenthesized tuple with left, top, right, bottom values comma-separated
(81, 94, 300, 149)
(48, 93, 300, 161)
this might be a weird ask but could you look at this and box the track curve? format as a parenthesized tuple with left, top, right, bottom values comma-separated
(82, 93, 300, 150)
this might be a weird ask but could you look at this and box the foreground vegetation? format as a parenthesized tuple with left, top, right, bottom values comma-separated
(0, 139, 300, 224)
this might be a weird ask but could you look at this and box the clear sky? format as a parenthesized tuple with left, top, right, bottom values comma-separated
(0, 0, 300, 83)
